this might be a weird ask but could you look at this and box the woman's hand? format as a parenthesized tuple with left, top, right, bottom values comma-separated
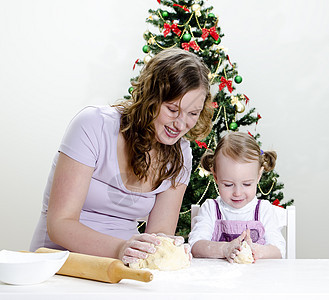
(156, 233, 184, 246)
(119, 233, 161, 265)
(156, 233, 192, 261)
(223, 231, 247, 263)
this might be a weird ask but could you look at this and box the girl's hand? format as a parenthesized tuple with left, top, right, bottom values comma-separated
(119, 233, 161, 265)
(223, 231, 247, 263)
(244, 229, 282, 260)
(244, 229, 260, 261)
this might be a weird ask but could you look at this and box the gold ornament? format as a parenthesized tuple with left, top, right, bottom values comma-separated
(231, 96, 245, 113)
(231, 96, 239, 105)
(235, 101, 245, 113)
(192, 4, 201, 17)
(198, 166, 211, 178)
(215, 14, 219, 27)
(210, 45, 227, 53)
(148, 36, 156, 45)
(144, 54, 152, 64)
(214, 46, 222, 53)
(208, 72, 216, 80)
(143, 30, 150, 40)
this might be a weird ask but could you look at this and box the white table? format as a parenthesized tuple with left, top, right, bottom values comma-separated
(1, 259, 329, 300)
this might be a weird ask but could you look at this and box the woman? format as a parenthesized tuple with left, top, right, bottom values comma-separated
(30, 48, 213, 265)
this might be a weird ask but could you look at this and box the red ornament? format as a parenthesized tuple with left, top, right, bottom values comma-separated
(163, 23, 181, 37)
(211, 102, 218, 108)
(244, 94, 250, 105)
(273, 199, 283, 208)
(256, 113, 262, 124)
(173, 4, 190, 12)
(227, 55, 233, 68)
(201, 26, 219, 41)
(195, 140, 208, 149)
(182, 41, 200, 51)
(133, 59, 139, 70)
(157, 0, 161, 3)
(219, 76, 233, 93)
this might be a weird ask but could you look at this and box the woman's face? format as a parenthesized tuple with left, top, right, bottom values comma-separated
(154, 87, 206, 145)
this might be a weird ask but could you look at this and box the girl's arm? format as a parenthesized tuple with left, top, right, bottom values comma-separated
(244, 230, 282, 259)
(258, 202, 286, 259)
(47, 152, 158, 263)
(191, 232, 247, 263)
(251, 244, 282, 259)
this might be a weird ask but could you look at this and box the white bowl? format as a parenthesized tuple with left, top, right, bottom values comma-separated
(0, 250, 69, 285)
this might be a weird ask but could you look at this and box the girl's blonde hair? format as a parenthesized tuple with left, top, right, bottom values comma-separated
(201, 132, 277, 173)
(114, 48, 214, 189)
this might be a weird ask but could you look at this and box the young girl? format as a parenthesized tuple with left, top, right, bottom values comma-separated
(188, 132, 285, 263)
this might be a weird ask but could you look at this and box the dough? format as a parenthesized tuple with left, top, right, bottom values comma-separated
(129, 237, 190, 271)
(234, 241, 254, 264)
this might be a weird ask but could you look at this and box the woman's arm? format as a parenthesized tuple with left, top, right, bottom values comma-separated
(120, 183, 190, 263)
(47, 152, 125, 258)
(47, 152, 159, 262)
(145, 183, 187, 235)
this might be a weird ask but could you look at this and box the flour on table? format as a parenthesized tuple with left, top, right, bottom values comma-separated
(234, 241, 254, 264)
(129, 237, 190, 271)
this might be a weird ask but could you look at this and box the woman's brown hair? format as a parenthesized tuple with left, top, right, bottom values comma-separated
(114, 48, 213, 189)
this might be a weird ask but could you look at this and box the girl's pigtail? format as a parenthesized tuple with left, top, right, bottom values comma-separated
(200, 149, 215, 172)
(261, 150, 277, 172)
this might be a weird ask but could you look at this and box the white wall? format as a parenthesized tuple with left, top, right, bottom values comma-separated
(1, 0, 328, 258)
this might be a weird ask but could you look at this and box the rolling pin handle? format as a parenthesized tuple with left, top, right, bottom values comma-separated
(108, 260, 153, 283)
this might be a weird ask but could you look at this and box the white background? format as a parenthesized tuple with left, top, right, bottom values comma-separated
(1, 0, 328, 258)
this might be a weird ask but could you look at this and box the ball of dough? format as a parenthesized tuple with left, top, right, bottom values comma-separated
(234, 241, 254, 264)
(129, 237, 190, 271)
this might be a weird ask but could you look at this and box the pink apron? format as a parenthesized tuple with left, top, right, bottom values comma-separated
(211, 199, 266, 244)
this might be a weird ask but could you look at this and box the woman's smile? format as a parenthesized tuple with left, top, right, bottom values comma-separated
(164, 125, 180, 138)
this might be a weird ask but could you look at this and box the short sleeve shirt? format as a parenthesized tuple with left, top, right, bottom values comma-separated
(30, 106, 192, 251)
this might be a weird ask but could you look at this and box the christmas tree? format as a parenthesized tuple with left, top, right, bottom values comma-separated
(128, 0, 294, 237)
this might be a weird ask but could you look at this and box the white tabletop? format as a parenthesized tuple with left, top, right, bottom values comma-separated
(1, 258, 329, 300)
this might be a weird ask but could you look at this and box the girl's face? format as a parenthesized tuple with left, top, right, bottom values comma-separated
(213, 152, 262, 209)
(154, 87, 206, 145)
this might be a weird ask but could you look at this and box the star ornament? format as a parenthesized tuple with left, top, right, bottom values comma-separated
(208, 72, 218, 82)
(198, 166, 211, 178)
(192, 4, 201, 17)
(231, 96, 239, 105)
(148, 36, 156, 45)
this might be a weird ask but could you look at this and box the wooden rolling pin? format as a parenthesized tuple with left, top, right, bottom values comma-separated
(35, 247, 153, 283)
